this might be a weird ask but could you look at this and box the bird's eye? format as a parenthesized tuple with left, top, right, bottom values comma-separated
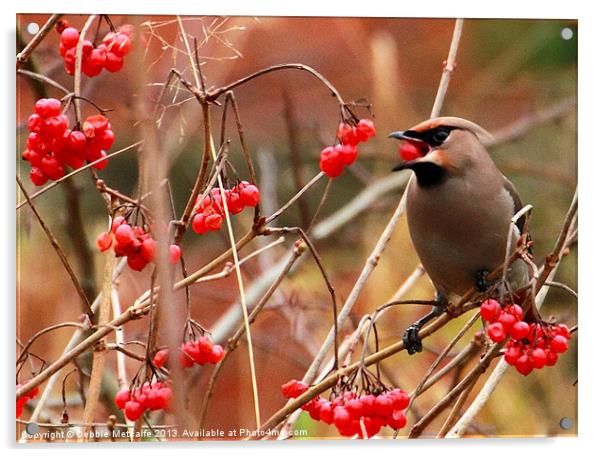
(433, 129, 449, 143)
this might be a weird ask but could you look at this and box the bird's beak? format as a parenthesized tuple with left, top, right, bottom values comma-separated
(391, 160, 416, 172)
(388, 130, 423, 141)
(389, 130, 433, 172)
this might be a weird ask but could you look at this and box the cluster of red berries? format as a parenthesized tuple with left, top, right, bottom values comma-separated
(319, 119, 376, 178)
(16, 384, 38, 418)
(58, 22, 133, 76)
(480, 298, 571, 376)
(22, 99, 115, 185)
(398, 140, 429, 161)
(114, 381, 172, 421)
(282, 380, 409, 438)
(480, 299, 529, 343)
(96, 216, 181, 271)
(504, 323, 571, 376)
(191, 182, 260, 235)
(177, 336, 225, 368)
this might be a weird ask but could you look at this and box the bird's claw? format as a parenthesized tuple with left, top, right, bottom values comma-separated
(475, 269, 493, 292)
(403, 324, 423, 355)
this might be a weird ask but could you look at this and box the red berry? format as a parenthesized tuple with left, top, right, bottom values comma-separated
(179, 347, 195, 368)
(124, 400, 144, 421)
(487, 322, 506, 343)
(168, 244, 181, 264)
(550, 335, 569, 353)
(480, 299, 501, 322)
(319, 146, 345, 178)
(338, 144, 359, 166)
(546, 350, 559, 366)
(531, 348, 547, 369)
(362, 416, 384, 438)
(96, 232, 113, 252)
(507, 304, 524, 321)
(281, 379, 308, 399)
(152, 349, 169, 368)
(510, 321, 530, 340)
(155, 387, 172, 410)
(89, 45, 107, 68)
(141, 238, 157, 262)
(115, 223, 134, 246)
(333, 406, 351, 430)
(227, 191, 245, 214)
(318, 400, 334, 424)
(27, 113, 43, 133)
(98, 128, 115, 151)
(208, 344, 225, 364)
(360, 394, 376, 416)
(205, 213, 223, 231)
(355, 119, 376, 142)
(196, 336, 213, 354)
(111, 216, 126, 233)
(497, 312, 517, 333)
(35, 98, 62, 118)
(127, 252, 148, 272)
(337, 123, 359, 146)
(373, 394, 393, 418)
(398, 141, 426, 161)
(240, 183, 260, 207)
(389, 388, 410, 410)
(387, 409, 407, 430)
(29, 167, 48, 186)
(515, 354, 534, 376)
(60, 27, 80, 49)
(504, 345, 522, 365)
(104, 52, 124, 72)
(114, 389, 131, 409)
(555, 324, 571, 338)
(104, 31, 132, 57)
(191, 213, 208, 234)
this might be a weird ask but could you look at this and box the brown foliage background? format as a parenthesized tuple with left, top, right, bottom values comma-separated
(16, 15, 577, 439)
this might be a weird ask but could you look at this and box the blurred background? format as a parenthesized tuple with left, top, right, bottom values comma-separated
(16, 15, 577, 439)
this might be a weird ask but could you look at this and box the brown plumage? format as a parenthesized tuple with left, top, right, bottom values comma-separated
(389, 117, 531, 354)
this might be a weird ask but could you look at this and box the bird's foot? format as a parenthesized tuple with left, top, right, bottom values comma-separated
(403, 324, 423, 355)
(475, 269, 493, 292)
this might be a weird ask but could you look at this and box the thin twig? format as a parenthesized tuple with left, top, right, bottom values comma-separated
(16, 141, 143, 210)
(16, 176, 93, 316)
(16, 14, 63, 68)
(430, 19, 464, 118)
(197, 245, 303, 434)
(178, 15, 261, 428)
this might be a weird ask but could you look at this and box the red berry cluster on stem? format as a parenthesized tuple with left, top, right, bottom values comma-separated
(480, 299, 527, 343)
(59, 22, 133, 76)
(96, 216, 181, 271)
(504, 323, 571, 375)
(191, 182, 260, 235)
(479, 298, 571, 375)
(114, 381, 172, 421)
(16, 384, 38, 418)
(179, 336, 225, 368)
(23, 99, 114, 185)
(319, 119, 376, 178)
(281, 380, 409, 438)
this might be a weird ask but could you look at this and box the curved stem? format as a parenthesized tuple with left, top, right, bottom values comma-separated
(207, 63, 351, 119)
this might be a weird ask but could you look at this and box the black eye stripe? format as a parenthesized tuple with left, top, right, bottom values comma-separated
(424, 126, 455, 147)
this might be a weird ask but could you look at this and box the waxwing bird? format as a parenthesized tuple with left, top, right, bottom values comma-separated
(389, 117, 531, 354)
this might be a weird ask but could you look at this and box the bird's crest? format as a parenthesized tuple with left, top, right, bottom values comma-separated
(409, 117, 494, 145)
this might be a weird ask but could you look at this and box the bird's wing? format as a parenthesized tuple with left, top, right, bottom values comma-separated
(502, 176, 533, 253)
(502, 176, 526, 234)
